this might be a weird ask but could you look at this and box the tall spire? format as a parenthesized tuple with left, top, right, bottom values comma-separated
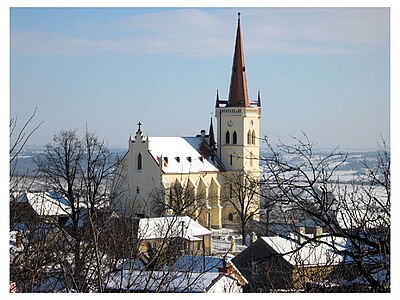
(227, 12, 249, 108)
(215, 90, 220, 108)
(257, 90, 261, 107)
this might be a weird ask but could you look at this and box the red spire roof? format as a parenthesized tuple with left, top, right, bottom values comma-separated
(227, 12, 249, 108)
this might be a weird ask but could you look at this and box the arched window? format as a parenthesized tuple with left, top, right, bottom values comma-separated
(225, 131, 230, 144)
(252, 130, 256, 145)
(228, 213, 234, 221)
(233, 131, 237, 144)
(247, 130, 252, 145)
(230, 154, 233, 166)
(137, 153, 142, 170)
(229, 183, 233, 198)
(250, 152, 254, 167)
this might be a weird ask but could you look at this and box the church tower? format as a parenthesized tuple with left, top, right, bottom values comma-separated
(215, 13, 262, 173)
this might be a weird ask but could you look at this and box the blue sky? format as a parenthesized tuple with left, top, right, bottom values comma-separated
(9, 7, 390, 150)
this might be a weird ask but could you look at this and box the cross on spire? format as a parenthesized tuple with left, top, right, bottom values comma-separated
(137, 121, 142, 131)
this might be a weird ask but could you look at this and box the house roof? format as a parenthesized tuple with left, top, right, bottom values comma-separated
(260, 236, 346, 267)
(138, 216, 212, 241)
(105, 270, 225, 292)
(147, 136, 220, 173)
(172, 255, 224, 273)
(17, 191, 70, 216)
(115, 258, 147, 271)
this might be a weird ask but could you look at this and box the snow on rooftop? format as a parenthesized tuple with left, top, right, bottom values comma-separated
(17, 192, 70, 216)
(138, 216, 212, 241)
(172, 255, 224, 273)
(148, 136, 219, 173)
(261, 236, 346, 267)
(106, 270, 222, 292)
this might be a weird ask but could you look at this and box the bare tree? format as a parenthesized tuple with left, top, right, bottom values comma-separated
(10, 108, 43, 177)
(11, 128, 240, 293)
(32, 129, 117, 291)
(222, 170, 260, 245)
(261, 134, 390, 292)
(103, 213, 235, 293)
(151, 176, 208, 224)
(10, 108, 44, 222)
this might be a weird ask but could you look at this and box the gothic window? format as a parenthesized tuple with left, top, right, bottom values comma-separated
(228, 213, 234, 221)
(229, 183, 233, 198)
(225, 131, 230, 144)
(247, 130, 252, 145)
(233, 131, 237, 144)
(252, 130, 256, 145)
(137, 153, 142, 170)
(250, 152, 254, 167)
(230, 154, 233, 165)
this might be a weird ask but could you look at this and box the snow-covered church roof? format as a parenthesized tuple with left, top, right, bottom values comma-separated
(147, 136, 221, 174)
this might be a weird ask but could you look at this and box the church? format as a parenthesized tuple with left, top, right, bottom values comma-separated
(112, 13, 262, 230)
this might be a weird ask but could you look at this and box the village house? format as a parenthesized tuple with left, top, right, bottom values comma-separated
(13, 191, 70, 226)
(231, 235, 346, 292)
(137, 216, 213, 256)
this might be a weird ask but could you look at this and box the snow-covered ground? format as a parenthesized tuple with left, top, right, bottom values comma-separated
(211, 228, 249, 255)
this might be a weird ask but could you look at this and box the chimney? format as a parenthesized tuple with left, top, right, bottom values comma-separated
(200, 130, 206, 138)
(230, 236, 237, 253)
(250, 232, 258, 245)
(218, 257, 228, 273)
(315, 226, 323, 237)
(298, 226, 305, 244)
